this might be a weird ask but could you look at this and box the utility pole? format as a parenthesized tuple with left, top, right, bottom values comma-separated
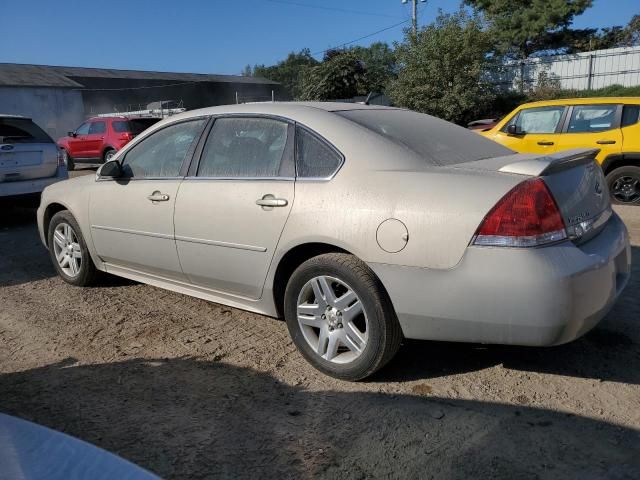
(402, 0, 425, 36)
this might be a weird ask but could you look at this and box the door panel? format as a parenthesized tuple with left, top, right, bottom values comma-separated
(174, 180, 294, 299)
(68, 122, 91, 157)
(488, 131, 559, 155)
(89, 180, 186, 280)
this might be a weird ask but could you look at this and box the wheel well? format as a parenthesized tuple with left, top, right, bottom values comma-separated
(602, 154, 640, 176)
(272, 243, 349, 318)
(42, 203, 67, 247)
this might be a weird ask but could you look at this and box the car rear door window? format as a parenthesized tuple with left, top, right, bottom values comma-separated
(89, 121, 106, 134)
(197, 117, 291, 178)
(506, 106, 565, 134)
(295, 127, 343, 178)
(567, 105, 618, 133)
(622, 105, 640, 127)
(121, 119, 206, 178)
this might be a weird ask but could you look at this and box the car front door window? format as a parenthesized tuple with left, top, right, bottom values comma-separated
(508, 107, 565, 134)
(75, 123, 90, 135)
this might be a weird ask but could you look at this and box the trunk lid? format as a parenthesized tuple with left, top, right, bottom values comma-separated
(454, 148, 612, 243)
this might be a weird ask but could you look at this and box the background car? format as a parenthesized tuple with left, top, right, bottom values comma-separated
(479, 97, 640, 204)
(57, 116, 159, 171)
(0, 114, 67, 201)
(37, 103, 630, 381)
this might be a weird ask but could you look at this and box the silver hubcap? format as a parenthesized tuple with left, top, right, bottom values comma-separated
(297, 275, 368, 364)
(52, 223, 82, 277)
(105, 150, 115, 161)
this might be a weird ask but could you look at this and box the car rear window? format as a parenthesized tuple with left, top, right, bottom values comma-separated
(0, 118, 53, 144)
(113, 118, 160, 134)
(336, 109, 513, 166)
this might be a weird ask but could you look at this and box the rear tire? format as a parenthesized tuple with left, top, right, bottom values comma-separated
(606, 166, 640, 205)
(284, 253, 402, 381)
(48, 211, 99, 286)
(103, 148, 116, 163)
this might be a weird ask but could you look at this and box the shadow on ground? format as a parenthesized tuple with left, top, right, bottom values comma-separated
(376, 245, 640, 386)
(1, 358, 638, 479)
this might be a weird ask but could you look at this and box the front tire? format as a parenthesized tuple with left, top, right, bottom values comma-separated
(284, 253, 402, 381)
(606, 166, 640, 205)
(62, 149, 75, 171)
(48, 211, 98, 286)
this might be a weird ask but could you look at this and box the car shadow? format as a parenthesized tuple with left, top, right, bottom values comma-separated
(375, 246, 640, 386)
(0, 357, 638, 479)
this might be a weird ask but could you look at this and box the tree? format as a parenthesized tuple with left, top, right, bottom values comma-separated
(465, 0, 593, 58)
(348, 42, 397, 94)
(252, 49, 318, 99)
(299, 51, 367, 100)
(388, 10, 497, 125)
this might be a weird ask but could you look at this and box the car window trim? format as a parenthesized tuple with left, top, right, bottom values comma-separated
(103, 116, 209, 182)
(293, 123, 345, 181)
(185, 113, 296, 181)
(561, 104, 622, 134)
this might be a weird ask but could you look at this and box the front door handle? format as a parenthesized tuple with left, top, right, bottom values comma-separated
(147, 191, 170, 202)
(596, 140, 616, 145)
(537, 141, 555, 146)
(256, 194, 288, 208)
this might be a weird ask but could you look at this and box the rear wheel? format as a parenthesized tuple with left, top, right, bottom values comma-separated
(103, 148, 116, 163)
(48, 211, 98, 286)
(62, 149, 75, 171)
(284, 253, 402, 381)
(607, 166, 640, 205)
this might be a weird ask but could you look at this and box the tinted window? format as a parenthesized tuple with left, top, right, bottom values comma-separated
(89, 121, 106, 134)
(197, 117, 290, 178)
(296, 127, 342, 178)
(122, 119, 206, 178)
(338, 109, 512, 166)
(0, 118, 53, 144)
(567, 105, 617, 133)
(75, 122, 90, 135)
(622, 105, 640, 128)
(507, 106, 565, 134)
(112, 121, 129, 133)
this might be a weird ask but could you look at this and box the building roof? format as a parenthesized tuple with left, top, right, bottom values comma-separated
(0, 63, 279, 88)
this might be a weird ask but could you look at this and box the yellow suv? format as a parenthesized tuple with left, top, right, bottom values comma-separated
(480, 98, 640, 204)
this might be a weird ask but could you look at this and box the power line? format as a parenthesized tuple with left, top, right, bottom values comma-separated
(260, 0, 401, 19)
(311, 18, 412, 57)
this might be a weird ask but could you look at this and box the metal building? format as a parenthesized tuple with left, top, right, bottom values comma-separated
(0, 63, 285, 140)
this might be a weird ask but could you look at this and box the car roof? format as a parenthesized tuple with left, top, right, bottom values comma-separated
(521, 97, 640, 108)
(0, 114, 30, 119)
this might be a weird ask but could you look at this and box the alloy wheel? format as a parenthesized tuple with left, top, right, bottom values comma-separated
(52, 223, 82, 277)
(612, 175, 640, 204)
(296, 275, 368, 364)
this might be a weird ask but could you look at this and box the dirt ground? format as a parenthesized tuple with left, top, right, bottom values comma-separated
(1, 170, 639, 479)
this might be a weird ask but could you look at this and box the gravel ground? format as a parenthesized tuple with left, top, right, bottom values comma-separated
(1, 175, 639, 479)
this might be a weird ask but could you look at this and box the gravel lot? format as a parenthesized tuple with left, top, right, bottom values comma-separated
(1, 170, 639, 479)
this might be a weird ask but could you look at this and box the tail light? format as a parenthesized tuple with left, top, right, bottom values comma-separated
(118, 132, 134, 142)
(473, 178, 567, 247)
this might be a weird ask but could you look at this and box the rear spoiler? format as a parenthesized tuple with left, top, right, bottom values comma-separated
(498, 148, 600, 176)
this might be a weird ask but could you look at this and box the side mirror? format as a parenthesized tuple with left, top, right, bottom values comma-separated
(506, 124, 525, 136)
(68, 131, 77, 137)
(97, 160, 123, 179)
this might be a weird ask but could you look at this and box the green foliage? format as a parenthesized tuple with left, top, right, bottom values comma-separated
(348, 42, 397, 94)
(388, 10, 497, 125)
(465, 0, 593, 58)
(251, 49, 319, 99)
(299, 51, 367, 100)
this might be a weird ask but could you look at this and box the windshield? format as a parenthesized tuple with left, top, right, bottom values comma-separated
(336, 109, 513, 166)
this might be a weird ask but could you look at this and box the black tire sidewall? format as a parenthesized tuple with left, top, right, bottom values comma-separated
(284, 255, 393, 380)
(64, 150, 75, 171)
(606, 166, 640, 205)
(48, 211, 95, 286)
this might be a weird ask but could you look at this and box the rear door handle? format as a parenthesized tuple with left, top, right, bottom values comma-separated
(256, 194, 288, 208)
(537, 141, 555, 146)
(596, 140, 616, 145)
(147, 191, 170, 202)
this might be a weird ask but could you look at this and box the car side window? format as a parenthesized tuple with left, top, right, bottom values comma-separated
(75, 122, 90, 135)
(197, 117, 291, 178)
(503, 106, 565, 134)
(295, 127, 343, 178)
(89, 121, 106, 134)
(567, 105, 617, 133)
(121, 119, 206, 178)
(622, 105, 640, 128)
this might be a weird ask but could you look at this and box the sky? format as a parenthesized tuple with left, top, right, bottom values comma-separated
(0, 0, 638, 75)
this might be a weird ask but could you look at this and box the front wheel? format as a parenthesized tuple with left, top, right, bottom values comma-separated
(606, 166, 640, 205)
(62, 149, 75, 171)
(284, 253, 402, 381)
(48, 211, 99, 286)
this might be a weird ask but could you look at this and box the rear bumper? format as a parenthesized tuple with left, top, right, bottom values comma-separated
(0, 167, 68, 198)
(369, 213, 631, 346)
